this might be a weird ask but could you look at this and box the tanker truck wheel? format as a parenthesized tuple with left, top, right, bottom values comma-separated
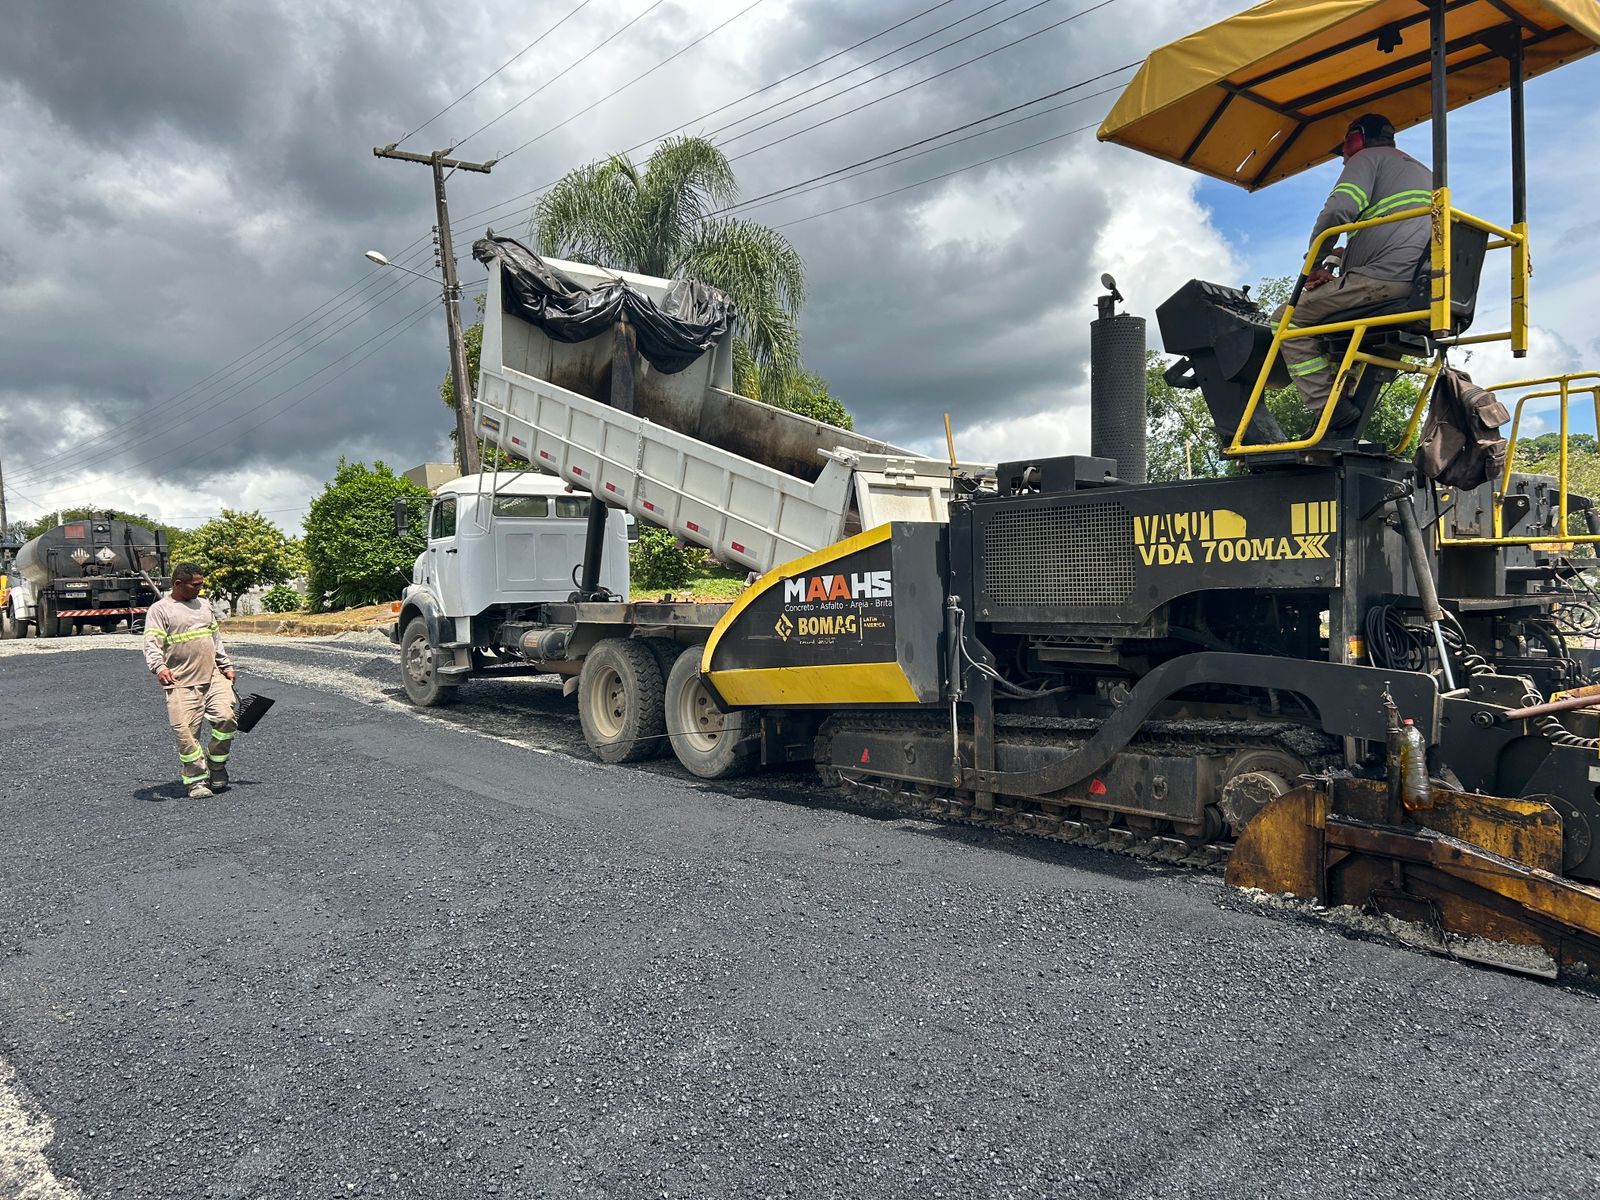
(0, 604, 20, 639)
(665, 647, 756, 780)
(399, 617, 459, 707)
(36, 600, 61, 639)
(578, 638, 666, 763)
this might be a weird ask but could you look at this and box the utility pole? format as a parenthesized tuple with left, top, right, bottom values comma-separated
(373, 144, 495, 477)
(0, 454, 9, 537)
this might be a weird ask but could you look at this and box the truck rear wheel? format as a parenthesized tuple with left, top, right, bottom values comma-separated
(400, 617, 459, 707)
(36, 600, 60, 639)
(665, 647, 757, 780)
(578, 638, 666, 763)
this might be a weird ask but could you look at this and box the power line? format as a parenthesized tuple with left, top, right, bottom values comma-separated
(393, 0, 600, 148)
(705, 0, 1020, 145)
(33, 3, 1104, 492)
(773, 117, 1105, 230)
(495, 0, 771, 163)
(26, 298, 441, 505)
(21, 237, 446, 479)
(17, 272, 430, 487)
(452, 0, 672, 153)
(724, 0, 1122, 161)
(627, 0, 967, 156)
(715, 67, 1132, 217)
(435, 0, 980, 240)
(442, 0, 1122, 245)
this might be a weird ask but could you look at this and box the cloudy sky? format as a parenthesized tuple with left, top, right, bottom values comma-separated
(2, 0, 1596, 533)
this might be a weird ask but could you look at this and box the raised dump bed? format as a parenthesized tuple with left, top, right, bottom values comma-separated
(470, 237, 981, 577)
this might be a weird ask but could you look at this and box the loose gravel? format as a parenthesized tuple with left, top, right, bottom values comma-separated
(2, 635, 1599, 1199)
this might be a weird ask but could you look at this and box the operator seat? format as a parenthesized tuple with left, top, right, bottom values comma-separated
(1321, 222, 1490, 436)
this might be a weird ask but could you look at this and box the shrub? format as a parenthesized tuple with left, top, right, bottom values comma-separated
(262, 584, 302, 613)
(630, 526, 703, 591)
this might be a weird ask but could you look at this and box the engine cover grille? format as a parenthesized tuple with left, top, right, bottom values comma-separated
(980, 500, 1134, 611)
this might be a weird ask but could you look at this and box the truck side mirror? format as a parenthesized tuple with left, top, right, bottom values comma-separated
(394, 497, 411, 539)
(625, 515, 640, 544)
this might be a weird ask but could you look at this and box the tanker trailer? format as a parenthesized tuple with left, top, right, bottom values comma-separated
(1, 515, 169, 639)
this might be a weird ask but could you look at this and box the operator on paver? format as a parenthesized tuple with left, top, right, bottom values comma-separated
(1273, 112, 1433, 427)
(143, 563, 237, 799)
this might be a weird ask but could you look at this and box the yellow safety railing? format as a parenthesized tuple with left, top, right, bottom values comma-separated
(1226, 187, 1530, 457)
(1440, 372, 1600, 548)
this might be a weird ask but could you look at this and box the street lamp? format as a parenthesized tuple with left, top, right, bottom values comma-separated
(363, 250, 440, 284)
(362, 248, 481, 476)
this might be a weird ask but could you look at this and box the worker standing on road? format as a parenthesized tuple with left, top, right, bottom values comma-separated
(143, 563, 237, 799)
(1273, 113, 1433, 427)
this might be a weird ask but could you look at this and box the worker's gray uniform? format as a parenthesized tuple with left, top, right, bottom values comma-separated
(1274, 145, 1434, 413)
(143, 596, 237, 787)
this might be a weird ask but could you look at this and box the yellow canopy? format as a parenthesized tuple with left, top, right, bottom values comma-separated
(1098, 0, 1600, 190)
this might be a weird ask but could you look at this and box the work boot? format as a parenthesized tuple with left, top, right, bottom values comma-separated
(187, 782, 214, 800)
(208, 764, 230, 791)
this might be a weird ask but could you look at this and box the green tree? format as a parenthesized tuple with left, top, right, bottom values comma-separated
(1146, 275, 1428, 479)
(530, 134, 841, 419)
(302, 460, 430, 612)
(731, 351, 853, 429)
(183, 509, 295, 615)
(1515, 433, 1600, 530)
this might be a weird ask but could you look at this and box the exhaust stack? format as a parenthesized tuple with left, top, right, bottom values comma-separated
(1090, 274, 1147, 484)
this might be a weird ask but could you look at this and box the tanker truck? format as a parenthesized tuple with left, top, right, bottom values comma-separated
(1, 515, 170, 638)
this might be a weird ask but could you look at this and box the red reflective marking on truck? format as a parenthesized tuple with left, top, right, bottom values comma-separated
(605, 482, 617, 492)
(539, 450, 551, 460)
(730, 541, 745, 553)
(686, 520, 700, 533)
(54, 607, 148, 618)
(1089, 779, 1108, 796)
(572, 466, 584, 476)
(643, 501, 656, 512)
(511, 436, 524, 446)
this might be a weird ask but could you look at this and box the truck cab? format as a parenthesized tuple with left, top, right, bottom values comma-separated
(394, 473, 630, 702)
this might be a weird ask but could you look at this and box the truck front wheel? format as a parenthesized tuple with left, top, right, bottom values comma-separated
(0, 604, 20, 640)
(400, 617, 459, 707)
(578, 639, 666, 763)
(665, 647, 757, 780)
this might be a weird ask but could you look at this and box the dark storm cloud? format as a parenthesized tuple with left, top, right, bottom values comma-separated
(0, 0, 1228, 523)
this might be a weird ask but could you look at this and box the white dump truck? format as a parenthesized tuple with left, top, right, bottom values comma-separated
(393, 237, 984, 776)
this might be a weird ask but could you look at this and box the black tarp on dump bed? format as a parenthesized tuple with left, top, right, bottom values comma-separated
(472, 235, 735, 375)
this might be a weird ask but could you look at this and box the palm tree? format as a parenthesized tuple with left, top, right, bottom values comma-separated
(531, 136, 807, 400)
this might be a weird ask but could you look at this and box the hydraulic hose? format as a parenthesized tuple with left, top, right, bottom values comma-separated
(1393, 491, 1456, 691)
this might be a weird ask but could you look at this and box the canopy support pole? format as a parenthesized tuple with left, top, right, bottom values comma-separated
(1509, 31, 1527, 227)
(1430, 0, 1449, 188)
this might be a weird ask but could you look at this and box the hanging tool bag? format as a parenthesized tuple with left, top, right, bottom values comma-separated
(1415, 365, 1510, 490)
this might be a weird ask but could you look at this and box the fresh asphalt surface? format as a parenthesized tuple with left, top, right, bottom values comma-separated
(2, 633, 1599, 1200)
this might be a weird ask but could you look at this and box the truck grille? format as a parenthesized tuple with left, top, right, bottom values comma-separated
(982, 501, 1135, 609)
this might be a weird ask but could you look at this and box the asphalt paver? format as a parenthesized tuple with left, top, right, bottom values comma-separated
(2, 633, 1598, 1199)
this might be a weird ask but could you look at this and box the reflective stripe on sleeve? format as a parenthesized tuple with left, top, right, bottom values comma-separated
(1333, 181, 1369, 208)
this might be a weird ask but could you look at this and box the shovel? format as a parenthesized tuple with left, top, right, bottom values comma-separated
(235, 688, 276, 732)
